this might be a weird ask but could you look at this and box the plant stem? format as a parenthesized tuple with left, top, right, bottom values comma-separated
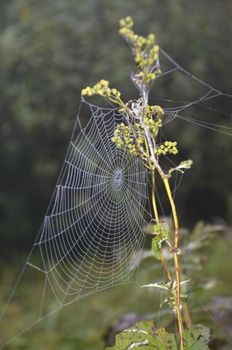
(151, 171, 172, 282)
(151, 171, 159, 223)
(163, 177, 184, 350)
(141, 84, 184, 348)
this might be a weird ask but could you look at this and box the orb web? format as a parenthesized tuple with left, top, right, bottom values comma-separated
(36, 100, 151, 305)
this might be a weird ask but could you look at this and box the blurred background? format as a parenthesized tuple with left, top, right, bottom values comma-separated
(0, 0, 232, 349)
(0, 0, 232, 255)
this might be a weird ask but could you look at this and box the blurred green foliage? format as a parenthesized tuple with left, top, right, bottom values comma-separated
(0, 0, 232, 253)
(0, 229, 232, 349)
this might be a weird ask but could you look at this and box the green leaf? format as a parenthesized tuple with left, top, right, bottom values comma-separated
(106, 321, 210, 350)
(168, 159, 193, 177)
(142, 281, 171, 291)
(151, 235, 164, 260)
(151, 222, 170, 260)
(152, 223, 170, 238)
(149, 328, 178, 350)
(184, 324, 210, 350)
(106, 321, 178, 350)
(105, 320, 154, 349)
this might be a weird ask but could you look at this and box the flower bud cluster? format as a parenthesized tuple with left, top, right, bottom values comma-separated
(111, 101, 177, 163)
(147, 105, 164, 117)
(144, 105, 164, 134)
(111, 122, 145, 158)
(82, 80, 121, 101)
(144, 115, 162, 135)
(119, 16, 161, 85)
(155, 141, 178, 156)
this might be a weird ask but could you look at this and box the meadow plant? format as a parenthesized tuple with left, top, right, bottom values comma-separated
(82, 17, 210, 349)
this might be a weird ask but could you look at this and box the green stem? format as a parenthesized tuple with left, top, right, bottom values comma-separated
(151, 171, 159, 223)
(163, 177, 184, 350)
(151, 171, 172, 282)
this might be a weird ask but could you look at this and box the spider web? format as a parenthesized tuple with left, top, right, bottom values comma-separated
(0, 47, 232, 348)
(35, 101, 151, 306)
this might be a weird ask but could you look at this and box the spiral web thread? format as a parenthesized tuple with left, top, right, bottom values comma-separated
(1, 47, 232, 349)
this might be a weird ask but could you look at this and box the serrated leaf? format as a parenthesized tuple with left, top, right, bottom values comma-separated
(106, 321, 178, 350)
(184, 324, 210, 350)
(106, 321, 210, 350)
